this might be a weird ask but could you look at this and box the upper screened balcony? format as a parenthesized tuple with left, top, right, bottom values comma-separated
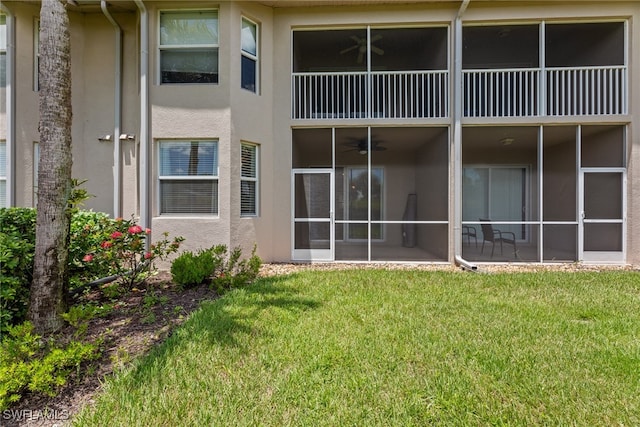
(292, 27, 449, 120)
(463, 21, 627, 118)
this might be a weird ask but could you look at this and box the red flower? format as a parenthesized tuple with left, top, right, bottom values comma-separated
(144, 252, 153, 260)
(128, 225, 143, 234)
(100, 241, 113, 249)
(110, 231, 123, 239)
(82, 254, 94, 262)
(145, 228, 152, 234)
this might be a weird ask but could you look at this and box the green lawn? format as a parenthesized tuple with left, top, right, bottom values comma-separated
(74, 269, 640, 426)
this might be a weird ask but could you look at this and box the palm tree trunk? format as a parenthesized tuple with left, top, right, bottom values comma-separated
(28, 0, 73, 334)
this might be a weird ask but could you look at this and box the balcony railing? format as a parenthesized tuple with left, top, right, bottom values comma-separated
(292, 70, 449, 120)
(546, 66, 627, 116)
(463, 65, 627, 118)
(292, 65, 627, 120)
(463, 68, 539, 118)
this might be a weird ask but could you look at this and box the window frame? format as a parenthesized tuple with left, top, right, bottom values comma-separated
(157, 139, 220, 216)
(240, 142, 259, 216)
(158, 9, 220, 85)
(240, 16, 259, 93)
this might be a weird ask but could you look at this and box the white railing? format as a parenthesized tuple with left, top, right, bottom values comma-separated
(463, 68, 540, 118)
(463, 65, 627, 118)
(546, 66, 627, 116)
(292, 70, 449, 120)
(293, 66, 627, 120)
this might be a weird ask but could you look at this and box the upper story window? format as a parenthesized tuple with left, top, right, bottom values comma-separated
(241, 17, 259, 92)
(159, 140, 219, 215)
(0, 14, 6, 87)
(241, 142, 259, 216)
(159, 10, 219, 84)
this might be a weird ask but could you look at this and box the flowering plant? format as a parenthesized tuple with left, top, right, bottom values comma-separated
(70, 213, 183, 290)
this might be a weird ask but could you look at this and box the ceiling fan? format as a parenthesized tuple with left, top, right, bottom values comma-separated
(339, 34, 384, 64)
(343, 137, 387, 155)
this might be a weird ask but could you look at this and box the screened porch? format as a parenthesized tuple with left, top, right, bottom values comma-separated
(292, 127, 449, 262)
(461, 125, 626, 263)
(463, 22, 627, 118)
(292, 27, 449, 120)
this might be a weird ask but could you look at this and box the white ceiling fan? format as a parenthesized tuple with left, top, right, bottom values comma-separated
(339, 34, 384, 64)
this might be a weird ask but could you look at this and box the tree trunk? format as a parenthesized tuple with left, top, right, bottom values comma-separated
(28, 0, 73, 335)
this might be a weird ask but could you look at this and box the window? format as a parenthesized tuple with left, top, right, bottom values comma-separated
(241, 17, 258, 92)
(0, 142, 6, 207)
(159, 140, 218, 214)
(0, 15, 6, 87)
(159, 10, 219, 84)
(241, 143, 258, 216)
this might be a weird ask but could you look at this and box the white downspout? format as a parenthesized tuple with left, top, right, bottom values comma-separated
(1, 4, 15, 206)
(101, 1, 122, 218)
(453, 0, 477, 271)
(134, 0, 150, 237)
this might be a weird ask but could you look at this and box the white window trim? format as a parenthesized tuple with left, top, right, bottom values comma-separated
(157, 9, 219, 85)
(241, 142, 259, 216)
(241, 16, 259, 93)
(157, 139, 220, 216)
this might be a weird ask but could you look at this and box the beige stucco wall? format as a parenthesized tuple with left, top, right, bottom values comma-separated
(2, 0, 639, 265)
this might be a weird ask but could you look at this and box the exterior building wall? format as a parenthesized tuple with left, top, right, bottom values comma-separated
(1, 0, 639, 265)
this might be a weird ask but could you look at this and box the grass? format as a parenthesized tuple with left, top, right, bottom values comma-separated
(74, 269, 640, 426)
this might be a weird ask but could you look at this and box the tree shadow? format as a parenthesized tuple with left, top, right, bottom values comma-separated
(122, 273, 320, 383)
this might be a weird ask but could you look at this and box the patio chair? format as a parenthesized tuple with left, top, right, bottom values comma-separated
(462, 225, 477, 247)
(479, 219, 517, 258)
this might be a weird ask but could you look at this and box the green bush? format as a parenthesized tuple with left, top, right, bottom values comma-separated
(171, 245, 262, 291)
(0, 208, 184, 331)
(171, 249, 220, 287)
(0, 208, 36, 332)
(0, 322, 99, 410)
(210, 244, 262, 292)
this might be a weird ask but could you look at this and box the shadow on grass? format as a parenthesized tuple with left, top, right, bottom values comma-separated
(121, 273, 320, 381)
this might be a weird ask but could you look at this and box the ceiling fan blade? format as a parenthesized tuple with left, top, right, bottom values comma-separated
(357, 51, 364, 64)
(371, 46, 384, 56)
(370, 34, 383, 43)
(340, 44, 359, 55)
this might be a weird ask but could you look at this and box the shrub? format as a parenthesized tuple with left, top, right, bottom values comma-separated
(0, 208, 184, 330)
(76, 216, 184, 290)
(210, 244, 262, 292)
(0, 322, 99, 410)
(171, 249, 220, 287)
(170, 244, 262, 291)
(0, 208, 36, 332)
